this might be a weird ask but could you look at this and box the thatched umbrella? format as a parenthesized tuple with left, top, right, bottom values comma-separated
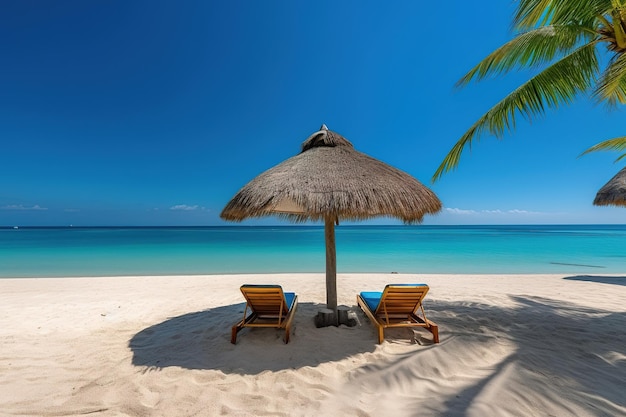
(221, 125, 442, 323)
(594, 167, 626, 207)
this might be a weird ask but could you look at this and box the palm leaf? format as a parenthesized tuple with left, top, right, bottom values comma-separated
(514, 0, 556, 28)
(580, 136, 626, 162)
(594, 53, 626, 105)
(457, 24, 595, 87)
(515, 0, 613, 29)
(433, 42, 599, 182)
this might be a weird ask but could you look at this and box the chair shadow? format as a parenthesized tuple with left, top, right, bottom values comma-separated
(129, 302, 378, 375)
(563, 275, 626, 286)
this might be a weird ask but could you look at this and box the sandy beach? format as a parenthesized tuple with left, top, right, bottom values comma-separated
(1, 273, 625, 417)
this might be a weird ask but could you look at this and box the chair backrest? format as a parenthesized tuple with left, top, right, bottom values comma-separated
(240, 285, 290, 315)
(376, 284, 429, 315)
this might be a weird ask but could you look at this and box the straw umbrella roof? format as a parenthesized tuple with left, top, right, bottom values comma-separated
(221, 125, 442, 223)
(594, 167, 626, 207)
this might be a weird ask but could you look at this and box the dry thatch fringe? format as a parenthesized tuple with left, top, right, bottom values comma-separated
(221, 126, 442, 223)
(594, 166, 626, 207)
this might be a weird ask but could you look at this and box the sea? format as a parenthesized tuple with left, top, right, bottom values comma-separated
(1, 225, 625, 278)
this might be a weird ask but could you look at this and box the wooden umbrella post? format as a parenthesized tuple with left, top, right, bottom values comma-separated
(325, 216, 338, 323)
(315, 216, 359, 327)
(314, 215, 339, 327)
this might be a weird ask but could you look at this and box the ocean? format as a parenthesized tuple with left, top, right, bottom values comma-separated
(1, 225, 625, 277)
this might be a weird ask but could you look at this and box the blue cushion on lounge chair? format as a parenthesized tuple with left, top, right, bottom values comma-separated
(284, 292, 296, 309)
(359, 291, 383, 312)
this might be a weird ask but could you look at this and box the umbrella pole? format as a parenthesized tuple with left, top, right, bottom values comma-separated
(324, 216, 338, 325)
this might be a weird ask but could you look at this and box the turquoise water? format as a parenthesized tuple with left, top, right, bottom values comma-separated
(1, 225, 625, 277)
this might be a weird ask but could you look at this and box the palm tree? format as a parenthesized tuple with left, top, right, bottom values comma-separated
(433, 0, 626, 182)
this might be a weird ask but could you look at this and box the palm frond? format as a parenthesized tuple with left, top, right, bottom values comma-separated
(580, 136, 626, 163)
(433, 42, 599, 182)
(457, 24, 595, 87)
(515, 0, 613, 29)
(594, 52, 626, 105)
(514, 0, 556, 28)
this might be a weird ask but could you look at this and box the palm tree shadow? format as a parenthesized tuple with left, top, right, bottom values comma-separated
(436, 297, 625, 416)
(563, 275, 626, 286)
(129, 302, 376, 375)
(342, 296, 626, 416)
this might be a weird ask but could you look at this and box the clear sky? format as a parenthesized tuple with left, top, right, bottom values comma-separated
(2, 1, 625, 226)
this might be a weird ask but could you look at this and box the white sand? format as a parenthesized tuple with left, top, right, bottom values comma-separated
(1, 273, 625, 417)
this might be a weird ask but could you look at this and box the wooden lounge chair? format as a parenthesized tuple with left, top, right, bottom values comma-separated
(356, 284, 439, 344)
(231, 284, 298, 344)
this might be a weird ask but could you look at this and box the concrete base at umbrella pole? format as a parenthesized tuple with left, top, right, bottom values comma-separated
(337, 305, 358, 326)
(315, 306, 358, 328)
(315, 308, 335, 328)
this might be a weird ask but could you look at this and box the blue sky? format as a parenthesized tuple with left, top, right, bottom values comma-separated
(1, 1, 625, 226)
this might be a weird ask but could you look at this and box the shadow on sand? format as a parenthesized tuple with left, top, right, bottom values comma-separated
(129, 301, 380, 374)
(129, 288, 626, 415)
(563, 275, 626, 286)
(345, 296, 626, 416)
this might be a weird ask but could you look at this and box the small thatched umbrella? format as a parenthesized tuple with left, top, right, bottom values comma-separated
(221, 125, 442, 323)
(594, 167, 626, 207)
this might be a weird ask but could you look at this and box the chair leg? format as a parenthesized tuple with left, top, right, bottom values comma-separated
(377, 325, 384, 344)
(231, 312, 259, 345)
(282, 295, 297, 344)
(429, 323, 439, 343)
(231, 324, 241, 344)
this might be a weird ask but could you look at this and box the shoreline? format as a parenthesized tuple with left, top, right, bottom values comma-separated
(1, 273, 625, 416)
